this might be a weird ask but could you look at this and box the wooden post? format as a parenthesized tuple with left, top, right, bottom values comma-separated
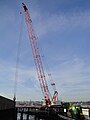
(35, 116, 38, 120)
(35, 116, 39, 120)
(14, 108, 17, 120)
(27, 113, 29, 120)
(20, 112, 23, 120)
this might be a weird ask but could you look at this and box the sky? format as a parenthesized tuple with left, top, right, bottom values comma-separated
(0, 0, 90, 102)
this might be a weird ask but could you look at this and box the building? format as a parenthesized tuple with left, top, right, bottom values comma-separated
(0, 96, 16, 120)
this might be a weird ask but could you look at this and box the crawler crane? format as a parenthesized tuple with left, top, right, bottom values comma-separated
(22, 3, 58, 106)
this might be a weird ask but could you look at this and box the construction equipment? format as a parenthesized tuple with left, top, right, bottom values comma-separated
(22, 3, 58, 106)
(51, 82, 58, 104)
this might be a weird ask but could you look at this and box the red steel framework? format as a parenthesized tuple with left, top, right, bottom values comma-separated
(22, 3, 58, 105)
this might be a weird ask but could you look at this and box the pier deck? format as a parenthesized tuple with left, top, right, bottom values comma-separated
(16, 105, 76, 120)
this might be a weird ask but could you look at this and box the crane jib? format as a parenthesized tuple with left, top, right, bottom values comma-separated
(22, 3, 58, 106)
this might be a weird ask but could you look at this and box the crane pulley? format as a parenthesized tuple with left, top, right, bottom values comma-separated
(22, 3, 58, 106)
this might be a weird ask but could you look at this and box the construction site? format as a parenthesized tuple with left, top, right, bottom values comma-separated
(16, 3, 90, 120)
(0, 1, 90, 120)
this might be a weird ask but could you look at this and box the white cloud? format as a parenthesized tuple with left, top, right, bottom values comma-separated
(0, 4, 90, 101)
(31, 9, 90, 37)
(0, 4, 15, 29)
(49, 56, 90, 101)
(0, 60, 41, 100)
(0, 54, 90, 101)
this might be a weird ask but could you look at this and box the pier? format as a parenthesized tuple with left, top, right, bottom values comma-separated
(16, 103, 90, 120)
(16, 105, 59, 120)
(16, 105, 76, 120)
(0, 96, 90, 120)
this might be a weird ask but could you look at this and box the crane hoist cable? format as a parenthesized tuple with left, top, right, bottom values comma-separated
(14, 10, 23, 101)
(39, 46, 58, 100)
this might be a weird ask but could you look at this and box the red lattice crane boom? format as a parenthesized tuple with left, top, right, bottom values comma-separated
(22, 3, 51, 105)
